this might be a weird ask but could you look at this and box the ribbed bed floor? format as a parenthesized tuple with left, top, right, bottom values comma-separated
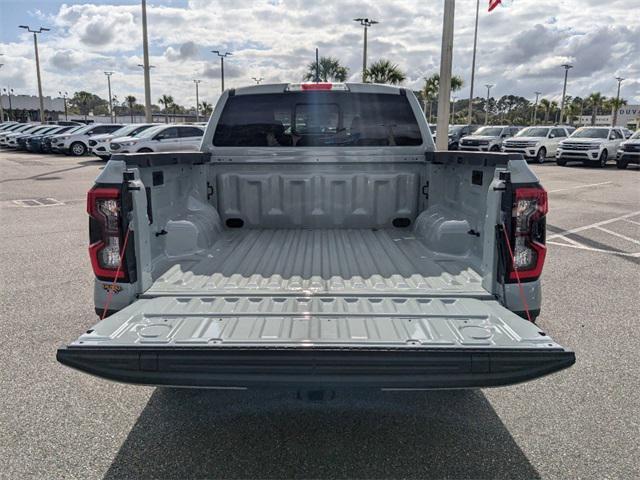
(147, 229, 486, 296)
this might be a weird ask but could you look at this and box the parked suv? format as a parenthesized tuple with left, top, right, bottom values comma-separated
(459, 125, 520, 152)
(502, 126, 569, 163)
(108, 124, 204, 154)
(0, 124, 37, 146)
(448, 124, 478, 150)
(89, 123, 160, 160)
(616, 130, 640, 169)
(51, 123, 124, 156)
(556, 127, 625, 167)
(26, 125, 77, 153)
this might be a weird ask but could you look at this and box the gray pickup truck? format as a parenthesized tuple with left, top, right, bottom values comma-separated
(57, 83, 574, 390)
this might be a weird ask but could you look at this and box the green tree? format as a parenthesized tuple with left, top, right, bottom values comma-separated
(158, 94, 174, 123)
(200, 101, 213, 117)
(539, 98, 551, 124)
(419, 73, 464, 123)
(69, 91, 107, 121)
(364, 59, 406, 85)
(125, 95, 137, 123)
(303, 56, 349, 82)
(587, 92, 606, 126)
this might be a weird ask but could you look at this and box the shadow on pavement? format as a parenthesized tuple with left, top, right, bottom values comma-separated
(104, 388, 539, 480)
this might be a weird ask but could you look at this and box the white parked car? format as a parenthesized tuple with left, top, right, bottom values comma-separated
(51, 123, 124, 156)
(616, 130, 640, 169)
(0, 123, 38, 146)
(556, 127, 626, 167)
(108, 124, 205, 154)
(3, 124, 49, 147)
(459, 125, 520, 152)
(89, 123, 160, 160)
(502, 126, 570, 163)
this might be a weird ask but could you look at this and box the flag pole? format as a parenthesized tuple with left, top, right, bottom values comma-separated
(467, 0, 479, 125)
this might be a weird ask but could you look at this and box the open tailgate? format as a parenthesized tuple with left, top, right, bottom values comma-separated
(57, 296, 574, 389)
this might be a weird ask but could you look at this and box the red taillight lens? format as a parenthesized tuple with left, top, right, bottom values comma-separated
(87, 187, 125, 280)
(508, 186, 548, 281)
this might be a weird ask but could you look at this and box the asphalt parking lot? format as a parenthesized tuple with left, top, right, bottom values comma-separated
(0, 150, 638, 479)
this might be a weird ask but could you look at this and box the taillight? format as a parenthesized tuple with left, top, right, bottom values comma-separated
(87, 186, 125, 280)
(508, 186, 548, 281)
(286, 83, 349, 91)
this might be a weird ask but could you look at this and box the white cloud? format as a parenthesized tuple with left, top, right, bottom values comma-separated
(0, 0, 638, 109)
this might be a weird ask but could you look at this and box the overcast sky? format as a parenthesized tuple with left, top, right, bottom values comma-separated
(0, 0, 638, 108)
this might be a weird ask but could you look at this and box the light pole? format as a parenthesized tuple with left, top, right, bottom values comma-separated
(353, 18, 379, 83)
(58, 91, 68, 121)
(212, 50, 232, 93)
(484, 83, 494, 125)
(4, 88, 14, 121)
(252, 77, 264, 84)
(467, 0, 480, 125)
(140, 0, 152, 122)
(612, 76, 624, 126)
(435, 0, 455, 150)
(193, 79, 201, 122)
(559, 63, 573, 124)
(19, 25, 50, 123)
(104, 71, 114, 122)
(532, 91, 542, 125)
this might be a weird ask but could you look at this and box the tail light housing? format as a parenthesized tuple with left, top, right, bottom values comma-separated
(87, 186, 126, 280)
(507, 186, 548, 282)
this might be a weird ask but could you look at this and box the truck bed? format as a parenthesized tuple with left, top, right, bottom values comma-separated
(147, 228, 488, 297)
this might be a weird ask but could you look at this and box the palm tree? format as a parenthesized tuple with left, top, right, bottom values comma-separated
(539, 99, 551, 124)
(421, 75, 439, 123)
(364, 59, 406, 85)
(200, 101, 213, 118)
(420, 73, 464, 123)
(125, 95, 136, 123)
(158, 94, 174, 123)
(586, 92, 605, 126)
(550, 100, 559, 123)
(303, 57, 348, 82)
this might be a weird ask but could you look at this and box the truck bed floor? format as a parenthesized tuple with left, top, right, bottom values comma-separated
(147, 229, 487, 296)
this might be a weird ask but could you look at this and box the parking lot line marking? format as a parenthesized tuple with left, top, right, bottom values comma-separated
(623, 218, 640, 227)
(547, 240, 640, 257)
(547, 211, 640, 240)
(548, 181, 613, 193)
(595, 226, 640, 246)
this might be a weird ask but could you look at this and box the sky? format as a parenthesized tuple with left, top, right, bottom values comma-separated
(0, 0, 638, 109)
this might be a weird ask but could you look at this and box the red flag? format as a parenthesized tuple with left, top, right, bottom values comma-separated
(488, 0, 502, 11)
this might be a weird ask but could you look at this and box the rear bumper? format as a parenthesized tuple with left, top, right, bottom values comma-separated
(57, 346, 575, 389)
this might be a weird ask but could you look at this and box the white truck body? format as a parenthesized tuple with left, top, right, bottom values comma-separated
(57, 83, 574, 390)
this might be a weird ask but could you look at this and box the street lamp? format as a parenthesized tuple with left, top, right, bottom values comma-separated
(140, 0, 153, 122)
(104, 71, 114, 122)
(19, 25, 50, 123)
(532, 91, 542, 125)
(193, 79, 201, 122)
(212, 50, 232, 93)
(353, 18, 378, 82)
(612, 76, 624, 127)
(467, 0, 480, 125)
(58, 91, 68, 121)
(252, 77, 264, 84)
(484, 84, 494, 125)
(559, 64, 573, 124)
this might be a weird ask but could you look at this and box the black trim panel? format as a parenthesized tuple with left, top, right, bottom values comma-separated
(57, 346, 575, 389)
